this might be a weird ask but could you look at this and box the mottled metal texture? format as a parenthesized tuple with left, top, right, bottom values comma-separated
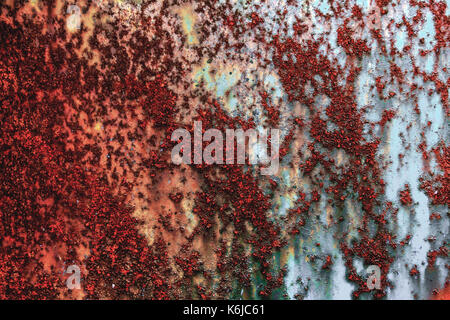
(0, 0, 448, 300)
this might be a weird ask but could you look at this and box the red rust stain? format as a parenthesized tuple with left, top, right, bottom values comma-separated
(0, 0, 448, 300)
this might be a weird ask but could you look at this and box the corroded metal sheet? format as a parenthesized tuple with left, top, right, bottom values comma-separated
(0, 0, 448, 300)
